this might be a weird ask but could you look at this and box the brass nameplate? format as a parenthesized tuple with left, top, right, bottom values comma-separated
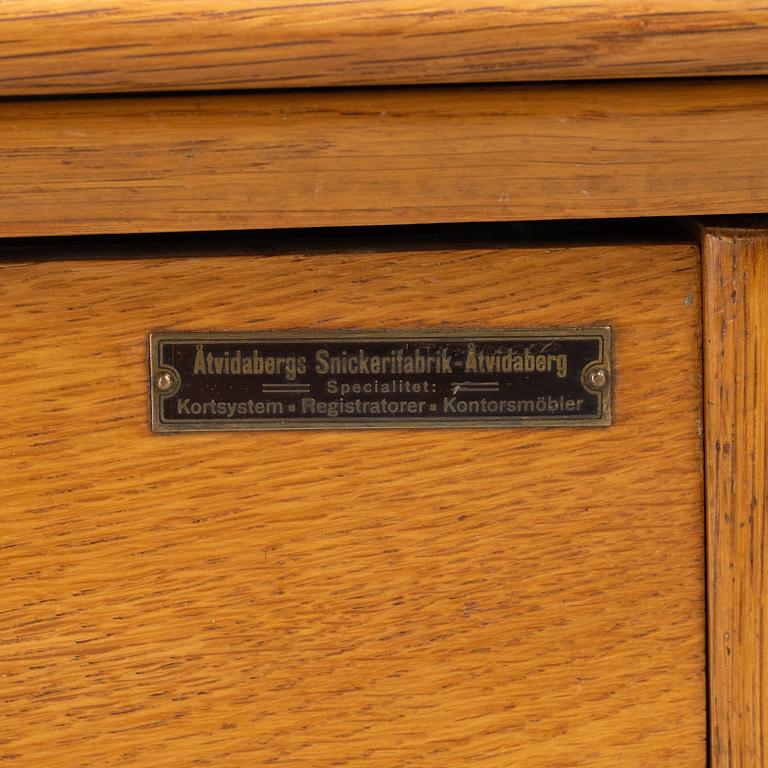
(149, 329, 612, 431)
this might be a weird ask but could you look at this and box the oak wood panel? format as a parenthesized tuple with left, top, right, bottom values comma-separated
(701, 221, 768, 768)
(0, 1, 767, 96)
(2, 80, 768, 237)
(0, 238, 706, 766)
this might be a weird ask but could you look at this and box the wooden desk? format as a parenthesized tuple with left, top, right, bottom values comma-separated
(0, 4, 765, 767)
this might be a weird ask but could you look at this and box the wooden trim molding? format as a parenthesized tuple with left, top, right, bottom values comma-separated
(2, 80, 768, 237)
(701, 219, 768, 768)
(0, 1, 767, 96)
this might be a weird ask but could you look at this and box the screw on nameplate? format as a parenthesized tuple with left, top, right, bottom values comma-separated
(587, 368, 609, 390)
(155, 372, 174, 392)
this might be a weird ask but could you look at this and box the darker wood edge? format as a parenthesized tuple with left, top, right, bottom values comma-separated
(697, 216, 768, 768)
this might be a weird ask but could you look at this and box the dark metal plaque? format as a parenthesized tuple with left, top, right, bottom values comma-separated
(149, 329, 611, 432)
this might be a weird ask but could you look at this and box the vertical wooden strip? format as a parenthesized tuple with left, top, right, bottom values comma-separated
(702, 222, 768, 768)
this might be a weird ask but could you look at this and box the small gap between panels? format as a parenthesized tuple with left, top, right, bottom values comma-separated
(0, 217, 696, 264)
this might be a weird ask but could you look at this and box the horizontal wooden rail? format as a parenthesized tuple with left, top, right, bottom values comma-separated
(0, 1, 766, 96)
(1, 80, 768, 236)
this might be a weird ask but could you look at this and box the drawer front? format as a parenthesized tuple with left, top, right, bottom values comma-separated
(1, 238, 705, 767)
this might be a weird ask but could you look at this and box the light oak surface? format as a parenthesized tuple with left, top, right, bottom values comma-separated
(0, 238, 706, 766)
(0, 1, 766, 96)
(702, 221, 768, 768)
(1, 80, 768, 236)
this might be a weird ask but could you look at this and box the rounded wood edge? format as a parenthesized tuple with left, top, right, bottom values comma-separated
(0, 1, 767, 96)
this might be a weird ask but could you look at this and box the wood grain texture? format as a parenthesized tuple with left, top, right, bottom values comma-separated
(0, 237, 706, 766)
(0, 1, 767, 96)
(701, 221, 768, 768)
(2, 80, 768, 237)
